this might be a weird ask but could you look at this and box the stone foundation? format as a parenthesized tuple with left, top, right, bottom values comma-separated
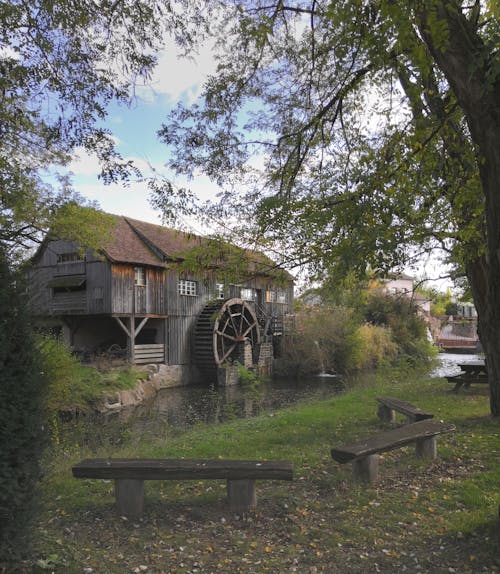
(97, 364, 191, 413)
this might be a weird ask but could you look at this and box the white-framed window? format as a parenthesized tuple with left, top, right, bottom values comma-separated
(277, 290, 287, 304)
(134, 267, 146, 286)
(266, 290, 276, 303)
(179, 279, 197, 296)
(216, 282, 225, 299)
(240, 288, 254, 301)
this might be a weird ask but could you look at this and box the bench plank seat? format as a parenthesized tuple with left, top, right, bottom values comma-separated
(72, 458, 293, 517)
(331, 420, 455, 483)
(376, 396, 433, 423)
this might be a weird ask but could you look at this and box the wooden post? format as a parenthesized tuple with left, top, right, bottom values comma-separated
(115, 479, 144, 518)
(377, 404, 395, 423)
(227, 479, 256, 511)
(352, 455, 379, 483)
(415, 436, 437, 459)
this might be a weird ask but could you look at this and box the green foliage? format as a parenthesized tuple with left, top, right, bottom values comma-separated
(280, 286, 434, 378)
(0, 0, 189, 255)
(363, 292, 433, 362)
(276, 306, 369, 376)
(37, 335, 140, 415)
(354, 323, 398, 370)
(0, 246, 47, 563)
(445, 301, 459, 316)
(158, 1, 495, 280)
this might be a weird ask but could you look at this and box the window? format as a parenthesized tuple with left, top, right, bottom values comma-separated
(179, 279, 197, 296)
(134, 267, 146, 286)
(277, 290, 287, 304)
(266, 290, 276, 303)
(240, 288, 254, 301)
(216, 283, 225, 299)
(58, 252, 83, 263)
(48, 277, 86, 293)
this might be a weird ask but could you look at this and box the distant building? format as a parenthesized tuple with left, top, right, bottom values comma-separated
(455, 301, 477, 319)
(380, 274, 431, 315)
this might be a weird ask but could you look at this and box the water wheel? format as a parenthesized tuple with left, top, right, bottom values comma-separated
(194, 298, 261, 377)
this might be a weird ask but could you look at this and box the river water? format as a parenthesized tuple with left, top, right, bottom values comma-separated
(429, 351, 483, 378)
(62, 352, 481, 449)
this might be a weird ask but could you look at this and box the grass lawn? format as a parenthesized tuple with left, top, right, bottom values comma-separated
(24, 373, 500, 573)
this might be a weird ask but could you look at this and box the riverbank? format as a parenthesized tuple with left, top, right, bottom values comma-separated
(17, 374, 500, 573)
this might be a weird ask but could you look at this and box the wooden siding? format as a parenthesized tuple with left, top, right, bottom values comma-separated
(111, 265, 166, 315)
(167, 315, 197, 365)
(52, 291, 87, 314)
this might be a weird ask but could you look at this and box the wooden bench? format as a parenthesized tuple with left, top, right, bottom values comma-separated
(72, 458, 294, 518)
(331, 419, 455, 483)
(376, 396, 433, 424)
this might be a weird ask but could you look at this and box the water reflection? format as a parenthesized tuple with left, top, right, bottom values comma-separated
(122, 375, 347, 434)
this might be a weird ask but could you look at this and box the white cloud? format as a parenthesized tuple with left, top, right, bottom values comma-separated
(136, 38, 217, 105)
(67, 147, 152, 178)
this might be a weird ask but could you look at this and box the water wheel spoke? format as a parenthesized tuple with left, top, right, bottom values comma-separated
(215, 329, 238, 342)
(229, 312, 241, 335)
(241, 322, 257, 339)
(219, 344, 237, 364)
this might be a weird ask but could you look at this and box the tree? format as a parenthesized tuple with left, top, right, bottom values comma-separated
(158, 1, 500, 415)
(0, 0, 200, 256)
(0, 245, 46, 562)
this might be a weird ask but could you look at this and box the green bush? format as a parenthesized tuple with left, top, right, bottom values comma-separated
(363, 293, 431, 360)
(354, 323, 398, 370)
(275, 306, 362, 377)
(0, 249, 47, 563)
(38, 335, 141, 414)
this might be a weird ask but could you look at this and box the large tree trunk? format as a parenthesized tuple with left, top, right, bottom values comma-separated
(416, 1, 500, 416)
(467, 258, 500, 416)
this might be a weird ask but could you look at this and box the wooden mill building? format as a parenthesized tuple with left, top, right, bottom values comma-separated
(27, 214, 294, 385)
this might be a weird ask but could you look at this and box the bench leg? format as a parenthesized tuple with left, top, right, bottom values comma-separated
(377, 405, 395, 423)
(227, 479, 256, 512)
(352, 455, 379, 483)
(115, 479, 144, 518)
(415, 436, 437, 459)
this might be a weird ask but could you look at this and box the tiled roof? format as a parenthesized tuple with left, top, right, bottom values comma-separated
(101, 216, 165, 267)
(124, 217, 205, 259)
(100, 214, 292, 280)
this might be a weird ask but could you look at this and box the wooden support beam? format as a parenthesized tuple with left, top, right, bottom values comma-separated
(114, 317, 131, 338)
(134, 317, 149, 338)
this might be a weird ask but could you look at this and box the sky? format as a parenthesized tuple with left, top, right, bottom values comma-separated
(63, 38, 218, 235)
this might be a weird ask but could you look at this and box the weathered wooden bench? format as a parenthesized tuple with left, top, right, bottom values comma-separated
(376, 396, 433, 424)
(72, 458, 294, 518)
(331, 419, 455, 483)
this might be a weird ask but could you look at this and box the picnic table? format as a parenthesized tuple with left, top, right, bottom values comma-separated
(457, 360, 487, 375)
(446, 359, 488, 391)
